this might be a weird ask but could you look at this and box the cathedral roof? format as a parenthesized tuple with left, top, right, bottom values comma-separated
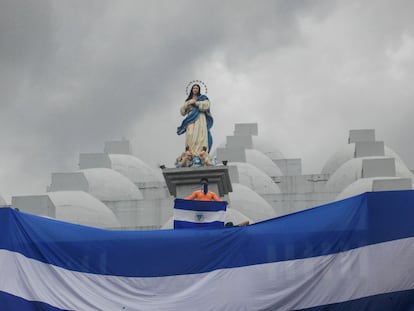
(325, 156, 413, 193)
(336, 177, 413, 201)
(108, 154, 164, 185)
(80, 168, 143, 201)
(321, 143, 413, 176)
(252, 136, 285, 160)
(228, 183, 276, 222)
(229, 162, 281, 195)
(47, 191, 120, 228)
(245, 149, 283, 177)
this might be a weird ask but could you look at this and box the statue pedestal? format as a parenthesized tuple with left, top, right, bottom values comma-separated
(162, 166, 232, 200)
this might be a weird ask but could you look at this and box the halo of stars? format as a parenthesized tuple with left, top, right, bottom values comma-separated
(186, 80, 208, 95)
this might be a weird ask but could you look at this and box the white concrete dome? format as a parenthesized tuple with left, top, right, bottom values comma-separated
(325, 156, 413, 193)
(325, 157, 369, 193)
(321, 144, 355, 175)
(80, 168, 143, 201)
(245, 149, 283, 177)
(108, 154, 164, 184)
(384, 146, 414, 178)
(321, 143, 414, 176)
(252, 136, 285, 160)
(228, 183, 276, 222)
(211, 139, 285, 174)
(229, 162, 281, 195)
(47, 191, 120, 229)
(336, 177, 413, 201)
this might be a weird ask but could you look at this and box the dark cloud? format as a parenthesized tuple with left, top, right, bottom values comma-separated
(1, 0, 414, 202)
(0, 0, 55, 68)
(0, 0, 55, 107)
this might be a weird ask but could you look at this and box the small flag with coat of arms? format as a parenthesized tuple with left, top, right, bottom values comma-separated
(173, 198, 227, 229)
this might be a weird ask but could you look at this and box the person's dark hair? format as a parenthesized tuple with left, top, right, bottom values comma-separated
(200, 177, 208, 183)
(202, 146, 207, 151)
(186, 84, 201, 101)
(185, 145, 190, 151)
(225, 222, 234, 227)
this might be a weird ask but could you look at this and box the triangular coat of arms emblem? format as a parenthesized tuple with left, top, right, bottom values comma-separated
(196, 214, 203, 221)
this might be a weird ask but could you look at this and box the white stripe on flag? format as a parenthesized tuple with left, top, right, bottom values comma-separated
(1, 237, 414, 310)
(174, 209, 226, 223)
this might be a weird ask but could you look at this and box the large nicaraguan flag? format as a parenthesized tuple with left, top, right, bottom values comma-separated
(1, 190, 414, 310)
(173, 198, 227, 229)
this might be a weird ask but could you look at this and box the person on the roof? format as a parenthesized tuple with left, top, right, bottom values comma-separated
(185, 177, 221, 201)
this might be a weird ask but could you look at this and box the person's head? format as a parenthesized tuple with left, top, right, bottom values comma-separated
(191, 84, 200, 96)
(186, 84, 201, 100)
(202, 146, 207, 152)
(225, 222, 234, 227)
(200, 177, 209, 194)
(185, 145, 190, 151)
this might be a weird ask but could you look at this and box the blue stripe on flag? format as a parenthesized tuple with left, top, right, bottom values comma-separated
(298, 288, 414, 311)
(1, 190, 414, 277)
(1, 238, 413, 310)
(174, 220, 225, 229)
(174, 199, 227, 212)
(0, 291, 66, 311)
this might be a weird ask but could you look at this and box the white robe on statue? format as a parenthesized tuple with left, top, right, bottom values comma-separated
(179, 98, 210, 156)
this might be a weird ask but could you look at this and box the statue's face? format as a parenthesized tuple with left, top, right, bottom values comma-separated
(192, 85, 200, 95)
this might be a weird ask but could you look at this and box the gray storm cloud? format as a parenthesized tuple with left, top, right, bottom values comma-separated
(1, 0, 414, 202)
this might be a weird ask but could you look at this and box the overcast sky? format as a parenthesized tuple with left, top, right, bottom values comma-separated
(1, 0, 414, 203)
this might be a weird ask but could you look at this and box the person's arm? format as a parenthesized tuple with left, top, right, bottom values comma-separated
(176, 152, 184, 163)
(186, 191, 198, 200)
(196, 99, 210, 112)
(210, 192, 221, 202)
(237, 220, 250, 226)
(180, 101, 193, 116)
(199, 151, 206, 162)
